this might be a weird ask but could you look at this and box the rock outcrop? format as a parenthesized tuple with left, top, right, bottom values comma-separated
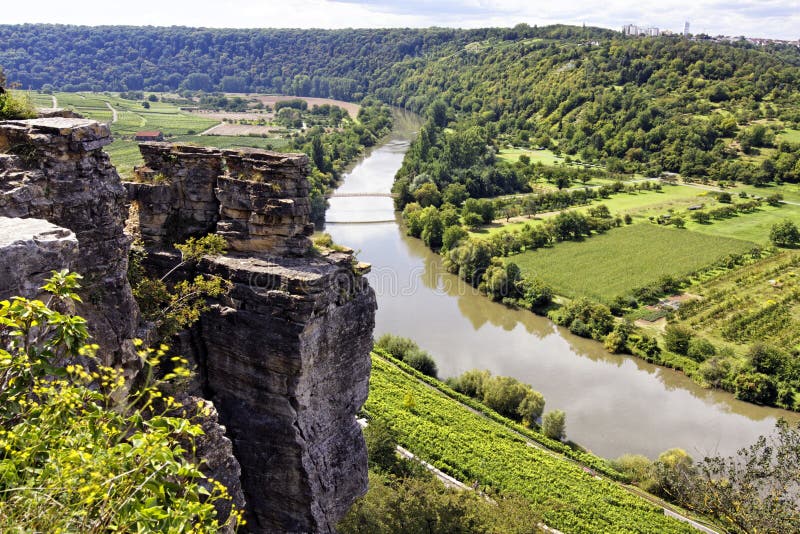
(127, 143, 314, 255)
(0, 119, 374, 533)
(198, 252, 374, 533)
(126, 142, 375, 533)
(0, 118, 140, 377)
(0, 216, 78, 299)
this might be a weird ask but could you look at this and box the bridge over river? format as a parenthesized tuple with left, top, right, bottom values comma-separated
(328, 192, 397, 198)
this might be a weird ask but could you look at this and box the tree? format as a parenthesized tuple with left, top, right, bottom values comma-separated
(482, 376, 528, 419)
(311, 135, 328, 172)
(448, 369, 490, 399)
(687, 337, 716, 362)
(769, 219, 800, 247)
(0, 272, 239, 531)
(363, 418, 401, 473)
(413, 182, 442, 208)
(666, 420, 800, 534)
(663, 324, 693, 355)
(441, 225, 468, 251)
(542, 410, 566, 440)
(611, 454, 656, 488)
(520, 276, 553, 310)
(734, 372, 778, 405)
(339, 471, 542, 534)
(517, 389, 545, 425)
(428, 99, 448, 128)
(442, 183, 468, 206)
(420, 207, 444, 248)
(444, 239, 494, 286)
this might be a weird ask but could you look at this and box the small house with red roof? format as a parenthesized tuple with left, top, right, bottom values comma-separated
(134, 131, 164, 141)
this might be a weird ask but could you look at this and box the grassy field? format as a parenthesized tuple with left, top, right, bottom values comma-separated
(470, 184, 711, 239)
(48, 92, 218, 137)
(734, 182, 800, 204)
(777, 128, 800, 144)
(35, 91, 307, 177)
(28, 92, 55, 108)
(498, 147, 568, 165)
(507, 223, 754, 302)
(687, 203, 800, 244)
(368, 354, 695, 533)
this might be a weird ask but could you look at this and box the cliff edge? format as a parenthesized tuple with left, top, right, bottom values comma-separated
(0, 118, 375, 533)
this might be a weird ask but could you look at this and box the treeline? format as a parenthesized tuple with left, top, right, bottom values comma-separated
(0, 24, 611, 98)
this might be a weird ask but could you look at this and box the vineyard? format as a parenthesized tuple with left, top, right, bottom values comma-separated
(366, 353, 697, 533)
(677, 250, 800, 350)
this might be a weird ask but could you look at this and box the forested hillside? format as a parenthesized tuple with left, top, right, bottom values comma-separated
(0, 24, 610, 97)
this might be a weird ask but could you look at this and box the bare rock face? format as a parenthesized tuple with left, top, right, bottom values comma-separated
(126, 143, 313, 255)
(197, 252, 375, 533)
(0, 216, 78, 299)
(0, 118, 140, 377)
(176, 396, 247, 533)
(126, 142, 375, 533)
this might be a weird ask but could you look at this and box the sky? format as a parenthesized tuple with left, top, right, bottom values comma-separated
(3, 0, 799, 40)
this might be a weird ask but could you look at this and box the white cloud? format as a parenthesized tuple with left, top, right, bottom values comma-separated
(1, 0, 797, 39)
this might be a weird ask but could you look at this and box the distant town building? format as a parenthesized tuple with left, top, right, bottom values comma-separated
(621, 24, 660, 37)
(134, 131, 164, 142)
(683, 22, 690, 38)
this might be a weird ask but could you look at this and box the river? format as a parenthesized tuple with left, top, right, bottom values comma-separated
(325, 111, 799, 460)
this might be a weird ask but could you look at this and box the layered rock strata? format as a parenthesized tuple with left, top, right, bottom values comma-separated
(198, 252, 374, 533)
(127, 143, 314, 255)
(126, 142, 375, 533)
(0, 118, 139, 376)
(0, 119, 374, 532)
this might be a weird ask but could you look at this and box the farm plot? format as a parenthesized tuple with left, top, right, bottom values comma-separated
(508, 223, 753, 302)
(676, 250, 800, 350)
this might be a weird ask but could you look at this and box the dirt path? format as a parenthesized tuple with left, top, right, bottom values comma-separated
(199, 122, 225, 135)
(375, 355, 721, 534)
(105, 101, 118, 123)
(51, 95, 57, 109)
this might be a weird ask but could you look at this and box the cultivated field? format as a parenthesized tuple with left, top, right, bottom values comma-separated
(687, 203, 800, 244)
(368, 354, 695, 533)
(247, 94, 360, 118)
(201, 123, 282, 136)
(675, 250, 800, 351)
(40, 92, 317, 177)
(507, 224, 753, 302)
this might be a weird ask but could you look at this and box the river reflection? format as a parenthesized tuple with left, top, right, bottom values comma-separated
(325, 112, 799, 460)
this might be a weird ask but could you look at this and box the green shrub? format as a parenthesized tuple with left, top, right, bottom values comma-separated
(375, 334, 438, 378)
(686, 337, 716, 362)
(0, 271, 240, 532)
(663, 324, 693, 355)
(542, 410, 566, 441)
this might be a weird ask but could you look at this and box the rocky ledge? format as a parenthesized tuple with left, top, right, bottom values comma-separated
(0, 119, 375, 533)
(127, 141, 376, 533)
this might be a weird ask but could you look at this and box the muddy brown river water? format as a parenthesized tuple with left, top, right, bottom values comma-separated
(325, 111, 799, 459)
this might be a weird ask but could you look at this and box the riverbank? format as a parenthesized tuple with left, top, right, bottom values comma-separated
(325, 119, 800, 460)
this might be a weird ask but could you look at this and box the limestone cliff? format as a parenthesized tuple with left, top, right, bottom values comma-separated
(0, 118, 375, 533)
(127, 143, 375, 532)
(0, 118, 140, 377)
